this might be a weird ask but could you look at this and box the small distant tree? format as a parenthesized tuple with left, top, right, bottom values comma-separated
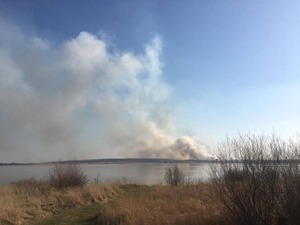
(164, 164, 185, 186)
(48, 162, 88, 189)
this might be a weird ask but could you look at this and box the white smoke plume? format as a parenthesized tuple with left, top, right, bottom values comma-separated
(0, 18, 209, 162)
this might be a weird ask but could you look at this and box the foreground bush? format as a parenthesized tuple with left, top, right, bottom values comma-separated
(164, 164, 186, 186)
(48, 163, 88, 188)
(211, 134, 300, 225)
(278, 152, 300, 225)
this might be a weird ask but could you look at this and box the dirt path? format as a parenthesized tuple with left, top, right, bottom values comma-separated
(26, 203, 102, 225)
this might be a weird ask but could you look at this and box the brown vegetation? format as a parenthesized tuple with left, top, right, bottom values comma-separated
(48, 163, 88, 188)
(211, 134, 300, 225)
(97, 184, 225, 225)
(0, 179, 121, 225)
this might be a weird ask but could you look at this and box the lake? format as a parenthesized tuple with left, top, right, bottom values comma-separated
(0, 163, 212, 185)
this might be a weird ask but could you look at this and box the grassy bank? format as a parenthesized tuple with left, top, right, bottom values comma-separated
(0, 180, 121, 225)
(27, 204, 103, 225)
(0, 181, 223, 225)
(23, 183, 223, 225)
(97, 184, 223, 225)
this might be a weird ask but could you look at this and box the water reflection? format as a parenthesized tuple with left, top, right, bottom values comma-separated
(0, 163, 212, 185)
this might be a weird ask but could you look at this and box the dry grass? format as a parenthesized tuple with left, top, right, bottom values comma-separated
(0, 180, 229, 225)
(97, 183, 226, 225)
(0, 179, 122, 225)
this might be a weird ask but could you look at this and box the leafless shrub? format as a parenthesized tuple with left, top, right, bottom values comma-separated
(211, 134, 300, 225)
(277, 144, 300, 225)
(164, 164, 186, 186)
(48, 162, 88, 189)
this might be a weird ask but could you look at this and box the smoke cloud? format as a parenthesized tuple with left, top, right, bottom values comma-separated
(0, 18, 210, 162)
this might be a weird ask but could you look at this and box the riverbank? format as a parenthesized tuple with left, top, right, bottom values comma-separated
(0, 180, 122, 225)
(1, 182, 222, 225)
(96, 183, 222, 225)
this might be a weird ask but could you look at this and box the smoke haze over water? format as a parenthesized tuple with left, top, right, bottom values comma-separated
(0, 18, 210, 163)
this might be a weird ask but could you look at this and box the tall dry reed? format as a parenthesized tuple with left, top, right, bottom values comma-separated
(97, 184, 224, 225)
(0, 179, 121, 225)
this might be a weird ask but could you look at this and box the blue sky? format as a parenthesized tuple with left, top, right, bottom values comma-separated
(1, 0, 300, 161)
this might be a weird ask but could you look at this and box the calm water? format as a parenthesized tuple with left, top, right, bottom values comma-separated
(0, 163, 212, 185)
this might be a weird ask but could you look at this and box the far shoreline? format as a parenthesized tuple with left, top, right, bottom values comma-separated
(0, 158, 219, 166)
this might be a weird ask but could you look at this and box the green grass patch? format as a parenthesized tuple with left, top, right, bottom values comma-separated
(121, 184, 152, 195)
(26, 203, 102, 225)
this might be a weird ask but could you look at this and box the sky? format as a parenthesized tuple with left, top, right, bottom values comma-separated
(1, 0, 300, 162)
